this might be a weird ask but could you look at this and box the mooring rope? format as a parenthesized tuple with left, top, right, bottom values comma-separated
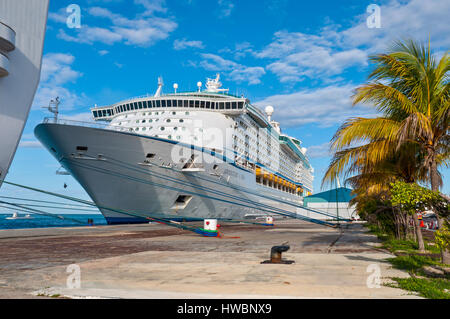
(57, 159, 337, 227)
(99, 154, 346, 221)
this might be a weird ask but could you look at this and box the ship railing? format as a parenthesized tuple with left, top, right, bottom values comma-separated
(42, 117, 132, 133)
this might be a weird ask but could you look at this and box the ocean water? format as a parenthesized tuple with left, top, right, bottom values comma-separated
(0, 213, 107, 230)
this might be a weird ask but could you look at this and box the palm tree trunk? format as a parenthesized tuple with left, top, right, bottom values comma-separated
(430, 159, 440, 191)
(442, 248, 450, 264)
(412, 213, 425, 252)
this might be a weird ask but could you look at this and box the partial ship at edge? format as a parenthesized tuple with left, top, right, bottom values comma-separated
(35, 75, 314, 224)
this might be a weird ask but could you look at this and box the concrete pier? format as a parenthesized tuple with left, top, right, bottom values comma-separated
(0, 220, 419, 298)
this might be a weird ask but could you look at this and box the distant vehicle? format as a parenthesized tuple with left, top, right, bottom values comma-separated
(5, 212, 33, 220)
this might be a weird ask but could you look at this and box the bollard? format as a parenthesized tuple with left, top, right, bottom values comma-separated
(261, 245, 294, 264)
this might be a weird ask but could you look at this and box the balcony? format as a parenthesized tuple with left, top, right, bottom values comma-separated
(0, 21, 15, 52)
(0, 51, 9, 77)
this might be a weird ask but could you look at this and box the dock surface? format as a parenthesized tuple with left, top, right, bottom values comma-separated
(0, 220, 418, 298)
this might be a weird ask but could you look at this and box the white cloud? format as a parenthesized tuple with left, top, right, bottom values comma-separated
(33, 53, 87, 111)
(198, 53, 265, 85)
(40, 53, 82, 85)
(173, 38, 204, 50)
(254, 0, 450, 83)
(254, 84, 378, 127)
(305, 142, 331, 159)
(19, 140, 43, 148)
(218, 0, 234, 17)
(341, 0, 450, 51)
(255, 31, 367, 83)
(54, 3, 177, 47)
(135, 0, 168, 16)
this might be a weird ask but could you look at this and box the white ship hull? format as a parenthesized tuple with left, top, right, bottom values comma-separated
(35, 123, 308, 224)
(0, 0, 49, 186)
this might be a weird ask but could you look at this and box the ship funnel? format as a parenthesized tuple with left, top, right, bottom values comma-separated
(154, 77, 163, 97)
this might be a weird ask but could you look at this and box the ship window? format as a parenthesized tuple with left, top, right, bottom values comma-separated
(160, 127, 165, 131)
(232, 102, 237, 109)
(179, 119, 184, 123)
(195, 100, 199, 108)
(211, 102, 216, 109)
(126, 104, 130, 111)
(178, 100, 183, 106)
(161, 100, 166, 107)
(189, 100, 194, 108)
(93, 111, 98, 118)
(76, 146, 88, 151)
(219, 102, 224, 109)
(238, 102, 244, 109)
(166, 119, 171, 123)
(142, 127, 146, 131)
(226, 102, 231, 109)
(138, 102, 143, 109)
(167, 100, 172, 107)
(156, 100, 161, 107)
(146, 153, 155, 159)
(172, 100, 177, 107)
(172, 111, 176, 115)
(200, 101, 205, 108)
(206, 101, 210, 109)
(185, 111, 189, 115)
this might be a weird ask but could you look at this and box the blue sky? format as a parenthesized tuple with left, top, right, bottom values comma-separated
(1, 0, 449, 213)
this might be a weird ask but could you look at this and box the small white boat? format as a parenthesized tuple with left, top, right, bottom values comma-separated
(5, 212, 33, 220)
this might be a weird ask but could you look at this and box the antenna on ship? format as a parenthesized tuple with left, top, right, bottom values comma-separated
(42, 97, 60, 123)
(205, 73, 229, 93)
(173, 83, 178, 94)
(197, 81, 202, 92)
(154, 77, 163, 97)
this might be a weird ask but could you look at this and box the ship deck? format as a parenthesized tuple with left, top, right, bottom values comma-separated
(0, 220, 419, 298)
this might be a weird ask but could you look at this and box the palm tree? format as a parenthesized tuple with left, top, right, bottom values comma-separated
(324, 39, 449, 191)
(323, 39, 449, 255)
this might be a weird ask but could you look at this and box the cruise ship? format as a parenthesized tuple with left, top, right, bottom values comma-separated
(35, 75, 314, 224)
(0, 0, 49, 187)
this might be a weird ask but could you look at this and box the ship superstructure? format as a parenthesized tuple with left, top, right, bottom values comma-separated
(35, 75, 314, 224)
